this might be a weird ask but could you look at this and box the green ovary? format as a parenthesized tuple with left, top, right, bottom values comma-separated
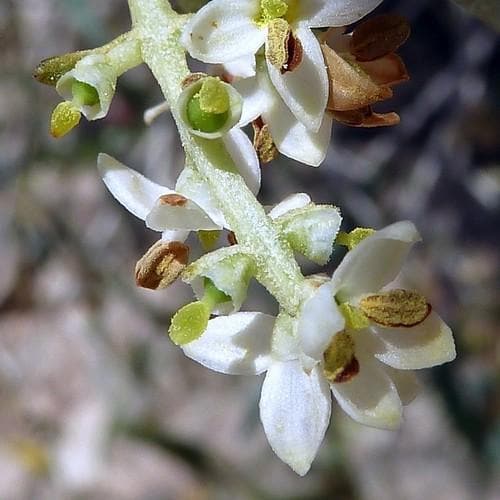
(72, 80, 100, 106)
(186, 95, 229, 133)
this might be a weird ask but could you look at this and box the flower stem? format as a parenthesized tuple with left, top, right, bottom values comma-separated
(128, 0, 307, 315)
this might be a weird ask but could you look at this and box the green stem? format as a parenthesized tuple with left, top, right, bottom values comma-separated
(128, 0, 306, 315)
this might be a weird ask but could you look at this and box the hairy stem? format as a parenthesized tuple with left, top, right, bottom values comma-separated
(128, 0, 307, 314)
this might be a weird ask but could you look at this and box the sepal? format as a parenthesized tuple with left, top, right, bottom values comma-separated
(274, 204, 342, 265)
(182, 246, 255, 314)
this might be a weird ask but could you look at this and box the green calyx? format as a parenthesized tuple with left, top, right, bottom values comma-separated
(168, 301, 210, 346)
(72, 81, 100, 107)
(258, 0, 288, 24)
(201, 277, 231, 310)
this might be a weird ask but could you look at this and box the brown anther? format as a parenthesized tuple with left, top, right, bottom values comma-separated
(323, 331, 359, 384)
(322, 43, 393, 112)
(359, 289, 432, 328)
(252, 117, 279, 164)
(351, 14, 411, 62)
(227, 231, 238, 246)
(159, 193, 188, 207)
(333, 356, 360, 383)
(281, 32, 303, 74)
(331, 107, 400, 128)
(135, 240, 189, 290)
(181, 72, 207, 89)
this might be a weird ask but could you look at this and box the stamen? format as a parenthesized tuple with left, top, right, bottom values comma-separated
(159, 193, 188, 207)
(323, 331, 359, 383)
(50, 101, 81, 138)
(336, 227, 375, 250)
(135, 240, 189, 290)
(252, 117, 279, 164)
(266, 18, 291, 69)
(359, 289, 432, 327)
(351, 14, 411, 62)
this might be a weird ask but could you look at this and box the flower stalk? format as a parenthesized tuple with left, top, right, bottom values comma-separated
(129, 0, 307, 315)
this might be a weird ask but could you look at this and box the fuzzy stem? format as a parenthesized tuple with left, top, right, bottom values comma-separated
(128, 0, 307, 315)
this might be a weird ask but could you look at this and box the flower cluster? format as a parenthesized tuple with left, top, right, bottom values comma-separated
(35, 0, 456, 476)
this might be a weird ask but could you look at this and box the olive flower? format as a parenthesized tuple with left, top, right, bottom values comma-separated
(180, 221, 456, 475)
(181, 0, 384, 131)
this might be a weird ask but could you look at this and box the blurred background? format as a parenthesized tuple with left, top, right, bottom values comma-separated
(1, 0, 499, 498)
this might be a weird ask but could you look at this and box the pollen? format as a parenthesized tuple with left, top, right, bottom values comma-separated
(259, 0, 288, 23)
(50, 101, 81, 138)
(359, 289, 432, 328)
(323, 331, 359, 383)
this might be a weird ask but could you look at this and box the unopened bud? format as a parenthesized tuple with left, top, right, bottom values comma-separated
(34, 51, 89, 86)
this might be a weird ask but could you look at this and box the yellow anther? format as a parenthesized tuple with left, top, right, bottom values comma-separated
(198, 77, 230, 114)
(323, 331, 359, 383)
(338, 302, 370, 330)
(266, 18, 291, 69)
(50, 101, 81, 138)
(336, 227, 376, 250)
(359, 289, 431, 327)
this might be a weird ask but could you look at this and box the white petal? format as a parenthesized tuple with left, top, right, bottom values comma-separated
(223, 54, 256, 79)
(266, 27, 328, 132)
(176, 166, 228, 229)
(268, 193, 311, 219)
(298, 282, 345, 361)
(331, 221, 421, 301)
(180, 0, 265, 63)
(183, 312, 275, 375)
(296, 0, 384, 28)
(383, 367, 420, 405)
(161, 229, 190, 243)
(222, 128, 261, 195)
(371, 311, 457, 370)
(331, 356, 402, 430)
(97, 153, 171, 221)
(233, 75, 272, 126)
(260, 360, 331, 475)
(146, 196, 220, 232)
(264, 97, 332, 167)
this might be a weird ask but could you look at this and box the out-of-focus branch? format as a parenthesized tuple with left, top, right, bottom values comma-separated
(453, 0, 500, 31)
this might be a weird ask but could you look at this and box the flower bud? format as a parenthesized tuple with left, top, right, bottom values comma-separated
(56, 54, 117, 120)
(178, 76, 242, 139)
(183, 246, 254, 314)
(273, 204, 342, 265)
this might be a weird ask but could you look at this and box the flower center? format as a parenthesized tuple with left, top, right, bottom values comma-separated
(323, 331, 359, 383)
(359, 289, 431, 327)
(259, 0, 288, 24)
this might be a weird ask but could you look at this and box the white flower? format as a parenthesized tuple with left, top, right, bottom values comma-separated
(97, 128, 260, 239)
(181, 221, 456, 475)
(181, 0, 383, 132)
(232, 58, 333, 166)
